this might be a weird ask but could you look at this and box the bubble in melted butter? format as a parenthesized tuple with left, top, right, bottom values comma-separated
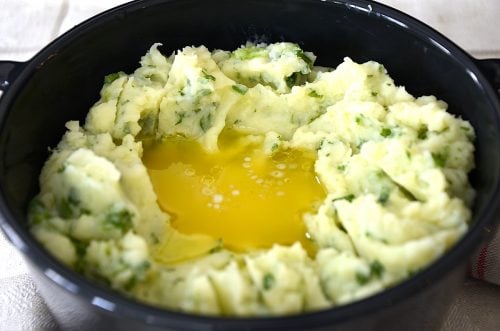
(142, 132, 325, 260)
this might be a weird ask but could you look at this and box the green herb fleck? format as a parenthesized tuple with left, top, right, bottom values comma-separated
(417, 126, 428, 140)
(263, 273, 275, 290)
(104, 71, 124, 85)
(57, 199, 75, 219)
(209, 239, 223, 254)
(354, 140, 365, 149)
(432, 151, 448, 167)
(370, 260, 385, 278)
(355, 116, 364, 125)
(200, 112, 213, 132)
(337, 164, 346, 172)
(356, 261, 385, 285)
(73, 244, 91, 272)
(150, 233, 160, 244)
(461, 126, 474, 141)
(122, 122, 132, 135)
(377, 187, 391, 205)
(72, 239, 88, 258)
(137, 260, 151, 273)
(57, 189, 81, 219)
(175, 111, 186, 125)
(371, 91, 378, 97)
(396, 182, 418, 201)
(103, 209, 133, 232)
(355, 272, 370, 285)
(233, 46, 268, 60)
(295, 48, 313, 67)
(317, 139, 325, 151)
(231, 84, 248, 95)
(28, 199, 51, 225)
(138, 114, 157, 138)
(57, 164, 66, 174)
(365, 232, 388, 244)
(308, 90, 322, 98)
(332, 194, 355, 203)
(286, 72, 299, 89)
(124, 261, 151, 291)
(367, 74, 374, 78)
(198, 89, 212, 97)
(271, 143, 279, 152)
(68, 188, 80, 206)
(202, 69, 216, 81)
(380, 128, 392, 137)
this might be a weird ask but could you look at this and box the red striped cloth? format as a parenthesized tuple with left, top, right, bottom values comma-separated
(470, 226, 500, 284)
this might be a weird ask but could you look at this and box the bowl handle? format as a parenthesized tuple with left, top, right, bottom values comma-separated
(0, 61, 25, 93)
(476, 59, 500, 90)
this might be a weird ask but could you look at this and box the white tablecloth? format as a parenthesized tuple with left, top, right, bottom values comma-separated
(1, 0, 500, 330)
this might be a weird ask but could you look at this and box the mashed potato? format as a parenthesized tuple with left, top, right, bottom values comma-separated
(28, 42, 475, 316)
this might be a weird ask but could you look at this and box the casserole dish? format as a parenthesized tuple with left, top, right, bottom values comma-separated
(0, 0, 500, 330)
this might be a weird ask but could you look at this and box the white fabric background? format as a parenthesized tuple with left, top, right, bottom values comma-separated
(0, 0, 499, 330)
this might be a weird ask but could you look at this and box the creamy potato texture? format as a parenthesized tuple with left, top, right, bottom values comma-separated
(29, 42, 475, 315)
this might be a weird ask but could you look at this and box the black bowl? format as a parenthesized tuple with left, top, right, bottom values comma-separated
(1, 0, 500, 330)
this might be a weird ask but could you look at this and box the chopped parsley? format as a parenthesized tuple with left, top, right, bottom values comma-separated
(294, 48, 314, 67)
(103, 209, 133, 232)
(57, 164, 66, 174)
(202, 69, 216, 81)
(233, 46, 267, 60)
(369, 260, 385, 278)
(432, 151, 448, 167)
(355, 272, 370, 285)
(417, 126, 428, 140)
(208, 239, 224, 254)
(137, 114, 157, 138)
(380, 128, 392, 137)
(198, 89, 212, 97)
(332, 194, 355, 203)
(57, 188, 81, 219)
(28, 199, 51, 225)
(124, 261, 151, 290)
(286, 72, 299, 89)
(199, 112, 213, 132)
(377, 187, 391, 205)
(308, 90, 322, 98)
(150, 233, 160, 245)
(263, 273, 275, 290)
(104, 71, 124, 85)
(355, 260, 385, 285)
(72, 239, 88, 258)
(231, 84, 248, 95)
(175, 111, 186, 125)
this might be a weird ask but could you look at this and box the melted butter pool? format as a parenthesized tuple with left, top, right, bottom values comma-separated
(143, 133, 325, 256)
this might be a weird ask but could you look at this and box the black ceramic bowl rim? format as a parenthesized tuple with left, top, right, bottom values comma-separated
(1, 0, 500, 330)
